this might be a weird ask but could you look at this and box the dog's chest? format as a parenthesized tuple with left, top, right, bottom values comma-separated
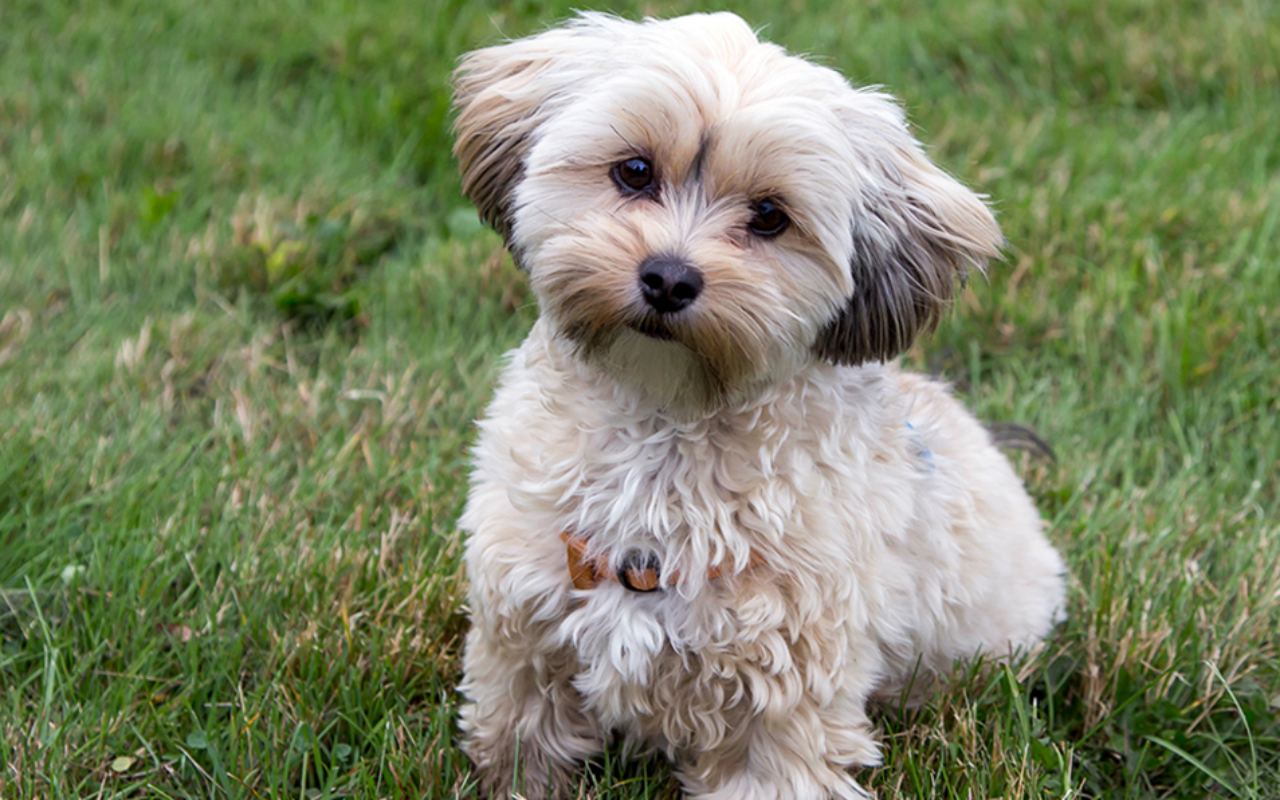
(525, 417, 837, 733)
(482, 356, 907, 737)
(545, 414, 786, 576)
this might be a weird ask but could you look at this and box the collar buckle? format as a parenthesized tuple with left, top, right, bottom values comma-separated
(617, 550, 662, 592)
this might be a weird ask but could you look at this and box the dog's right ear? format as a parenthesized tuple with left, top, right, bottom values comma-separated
(452, 17, 616, 242)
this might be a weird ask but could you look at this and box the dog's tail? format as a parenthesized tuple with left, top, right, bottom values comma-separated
(985, 422, 1056, 463)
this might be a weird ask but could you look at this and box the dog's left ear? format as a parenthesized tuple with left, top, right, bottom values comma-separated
(814, 91, 1002, 365)
(453, 16, 617, 244)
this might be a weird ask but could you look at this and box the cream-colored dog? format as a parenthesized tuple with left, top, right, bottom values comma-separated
(452, 12, 1066, 799)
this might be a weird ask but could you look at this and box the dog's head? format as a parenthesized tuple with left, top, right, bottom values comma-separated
(454, 12, 1000, 408)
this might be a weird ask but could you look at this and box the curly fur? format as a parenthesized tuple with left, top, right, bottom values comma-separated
(453, 12, 1066, 799)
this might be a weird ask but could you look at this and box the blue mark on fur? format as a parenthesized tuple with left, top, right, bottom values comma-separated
(906, 421, 936, 472)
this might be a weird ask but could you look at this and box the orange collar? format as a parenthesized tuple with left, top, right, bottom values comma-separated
(561, 531, 762, 592)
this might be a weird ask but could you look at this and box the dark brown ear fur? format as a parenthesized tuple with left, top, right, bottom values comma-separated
(815, 111, 1002, 365)
(452, 49, 542, 241)
(452, 21, 612, 244)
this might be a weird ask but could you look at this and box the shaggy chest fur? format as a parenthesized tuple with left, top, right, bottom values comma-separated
(464, 326, 942, 750)
(528, 418, 877, 752)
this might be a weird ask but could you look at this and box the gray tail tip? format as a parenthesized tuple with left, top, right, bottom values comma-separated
(986, 422, 1056, 463)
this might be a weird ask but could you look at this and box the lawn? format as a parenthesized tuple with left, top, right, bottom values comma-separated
(0, 0, 1277, 797)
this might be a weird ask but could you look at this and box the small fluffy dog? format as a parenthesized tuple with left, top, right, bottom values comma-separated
(452, 12, 1066, 799)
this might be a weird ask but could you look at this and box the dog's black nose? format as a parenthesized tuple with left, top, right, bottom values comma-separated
(638, 256, 703, 314)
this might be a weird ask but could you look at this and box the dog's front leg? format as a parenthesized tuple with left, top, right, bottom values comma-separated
(677, 695, 880, 800)
(458, 624, 603, 799)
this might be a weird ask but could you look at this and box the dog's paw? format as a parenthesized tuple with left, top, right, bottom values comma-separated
(467, 742, 581, 800)
(689, 768, 872, 800)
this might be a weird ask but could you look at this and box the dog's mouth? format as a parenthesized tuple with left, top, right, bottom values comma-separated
(628, 317, 675, 341)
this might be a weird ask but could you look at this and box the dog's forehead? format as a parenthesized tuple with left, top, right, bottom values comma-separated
(573, 42, 851, 176)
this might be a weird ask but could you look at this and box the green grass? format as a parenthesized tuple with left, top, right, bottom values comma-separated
(1, 0, 1277, 797)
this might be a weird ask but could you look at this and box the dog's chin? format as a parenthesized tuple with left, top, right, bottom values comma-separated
(595, 327, 720, 413)
(627, 317, 675, 341)
(553, 309, 806, 415)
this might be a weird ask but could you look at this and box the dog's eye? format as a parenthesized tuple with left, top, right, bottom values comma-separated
(612, 157, 654, 194)
(748, 198, 790, 237)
